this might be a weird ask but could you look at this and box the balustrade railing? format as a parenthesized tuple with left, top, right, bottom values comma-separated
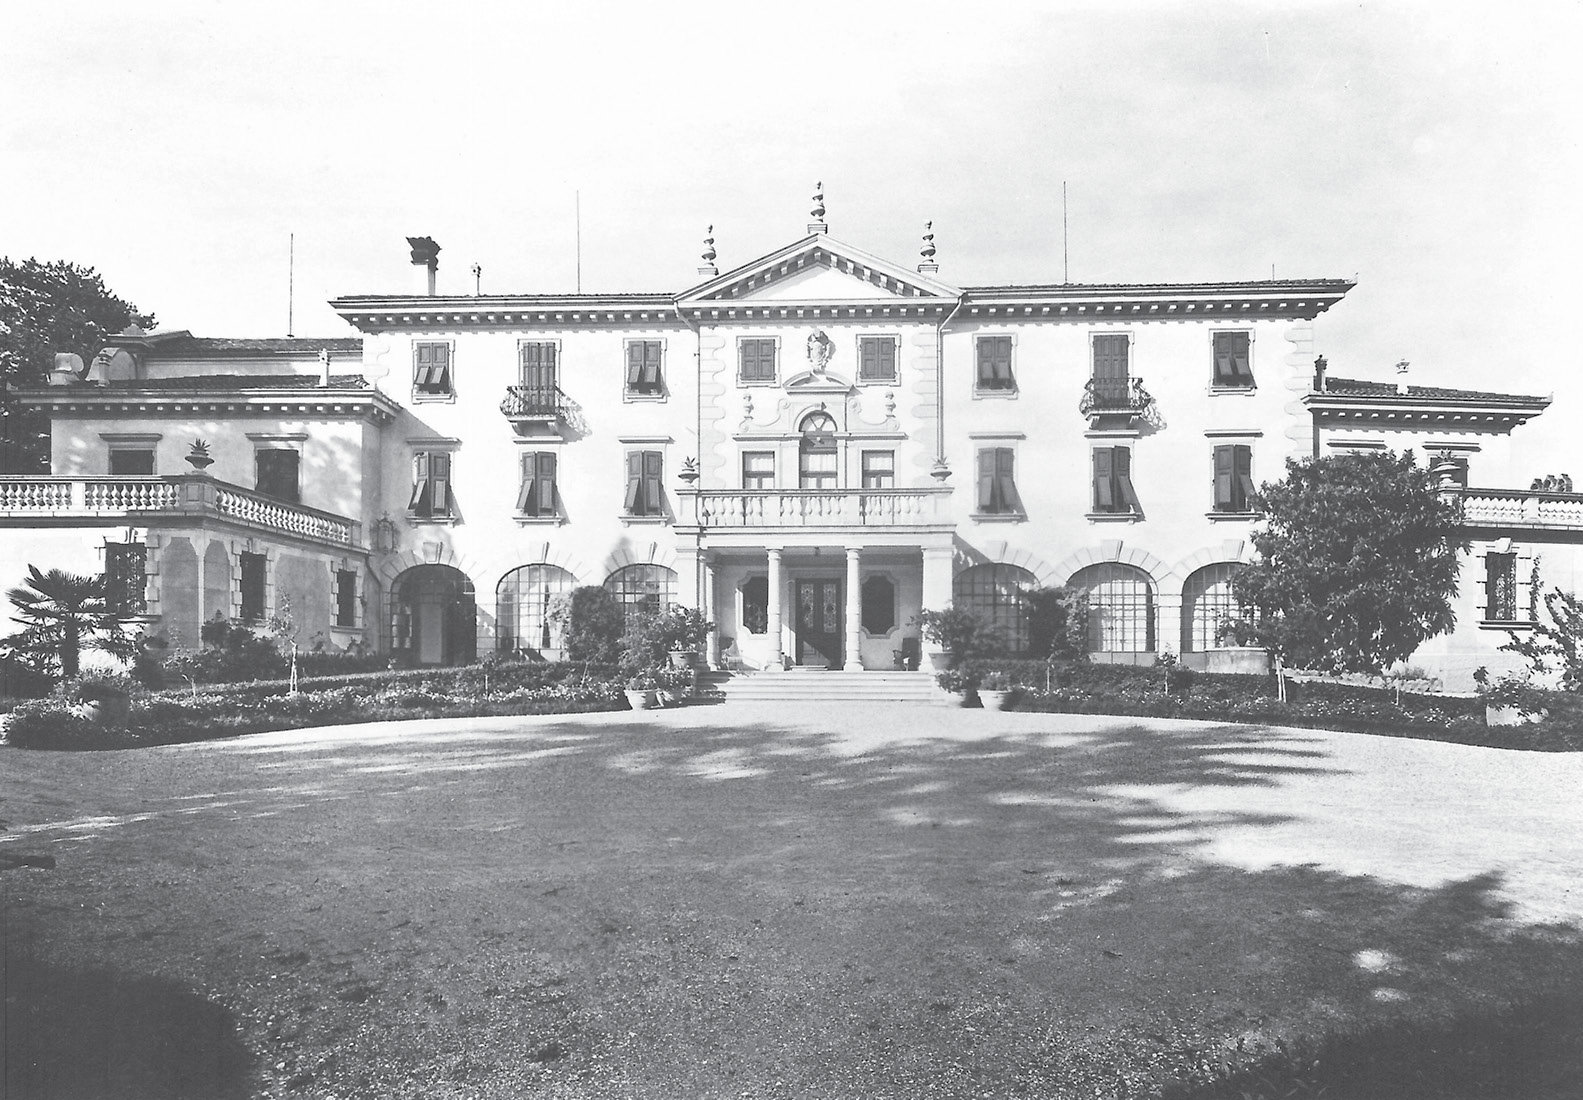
(500, 384, 569, 420)
(0, 475, 360, 546)
(1461, 488, 1583, 530)
(682, 487, 953, 529)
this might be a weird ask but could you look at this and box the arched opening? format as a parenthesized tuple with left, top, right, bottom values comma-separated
(953, 563, 1037, 655)
(496, 564, 578, 656)
(1181, 562, 1242, 654)
(798, 411, 838, 490)
(391, 564, 476, 666)
(603, 563, 677, 628)
(1069, 562, 1156, 657)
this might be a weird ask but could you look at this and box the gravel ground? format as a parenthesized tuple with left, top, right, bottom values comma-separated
(3, 704, 1582, 1099)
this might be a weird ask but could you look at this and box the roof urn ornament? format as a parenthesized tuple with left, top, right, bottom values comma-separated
(186, 439, 214, 471)
(698, 225, 719, 277)
(807, 182, 828, 235)
(918, 221, 939, 274)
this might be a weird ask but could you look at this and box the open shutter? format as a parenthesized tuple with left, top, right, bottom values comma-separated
(1213, 446, 1235, 509)
(1213, 334, 1235, 384)
(537, 452, 557, 514)
(1231, 336, 1251, 384)
(625, 451, 644, 512)
(643, 451, 663, 514)
(995, 448, 1016, 512)
(1115, 447, 1141, 511)
(432, 344, 450, 390)
(1234, 446, 1255, 509)
(626, 343, 644, 388)
(994, 338, 1013, 385)
(517, 453, 537, 513)
(977, 449, 996, 511)
(1093, 448, 1114, 510)
(880, 339, 896, 380)
(409, 453, 431, 512)
(414, 343, 433, 387)
(643, 341, 662, 385)
(431, 452, 452, 516)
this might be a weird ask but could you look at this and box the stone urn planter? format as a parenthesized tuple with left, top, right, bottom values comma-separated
(668, 649, 695, 670)
(624, 688, 656, 711)
(978, 688, 1012, 711)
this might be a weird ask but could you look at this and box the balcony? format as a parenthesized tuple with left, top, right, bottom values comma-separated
(1080, 376, 1161, 428)
(500, 384, 575, 433)
(1460, 488, 1583, 532)
(0, 475, 362, 547)
(676, 487, 954, 533)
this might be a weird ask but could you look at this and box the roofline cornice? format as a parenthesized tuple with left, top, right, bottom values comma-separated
(16, 387, 402, 420)
(1303, 390, 1550, 428)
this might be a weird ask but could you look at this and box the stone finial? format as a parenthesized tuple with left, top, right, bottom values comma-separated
(698, 224, 719, 277)
(1313, 355, 1328, 393)
(918, 221, 939, 274)
(807, 182, 828, 235)
(1396, 358, 1411, 395)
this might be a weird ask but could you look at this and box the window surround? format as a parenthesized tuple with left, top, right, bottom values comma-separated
(859, 449, 896, 489)
(737, 336, 781, 386)
(100, 432, 161, 476)
(855, 333, 901, 386)
(741, 449, 776, 490)
(411, 340, 456, 403)
(1089, 443, 1143, 522)
(619, 437, 671, 525)
(623, 338, 668, 403)
(1203, 430, 1262, 521)
(332, 565, 360, 631)
(1479, 539, 1536, 630)
(1208, 329, 1256, 392)
(973, 333, 1018, 398)
(972, 441, 1025, 523)
(407, 438, 461, 525)
(515, 450, 563, 526)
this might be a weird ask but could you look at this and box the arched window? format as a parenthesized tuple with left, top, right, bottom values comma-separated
(391, 565, 477, 666)
(799, 411, 838, 489)
(1069, 562, 1156, 653)
(603, 564, 677, 627)
(1181, 562, 1242, 653)
(496, 564, 577, 654)
(953, 563, 1037, 655)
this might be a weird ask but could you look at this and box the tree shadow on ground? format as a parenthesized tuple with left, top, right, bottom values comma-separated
(3, 953, 252, 1100)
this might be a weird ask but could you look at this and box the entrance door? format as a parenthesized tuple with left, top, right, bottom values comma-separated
(794, 579, 842, 667)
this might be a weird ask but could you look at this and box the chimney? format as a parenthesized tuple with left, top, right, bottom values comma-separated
(319, 348, 331, 388)
(917, 221, 938, 275)
(1312, 355, 1327, 393)
(406, 236, 440, 295)
(806, 181, 828, 236)
(1396, 359, 1410, 395)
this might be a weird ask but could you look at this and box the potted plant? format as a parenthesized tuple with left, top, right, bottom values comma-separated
(654, 666, 695, 707)
(186, 439, 214, 471)
(661, 604, 712, 669)
(1473, 667, 1547, 726)
(624, 671, 657, 711)
(977, 670, 1013, 711)
(914, 607, 986, 672)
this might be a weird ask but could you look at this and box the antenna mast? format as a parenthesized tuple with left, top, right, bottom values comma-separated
(575, 191, 582, 293)
(287, 233, 295, 337)
(1062, 182, 1068, 284)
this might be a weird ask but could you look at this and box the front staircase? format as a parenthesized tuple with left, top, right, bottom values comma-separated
(696, 667, 942, 705)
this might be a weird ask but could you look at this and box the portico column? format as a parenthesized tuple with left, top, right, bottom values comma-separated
(766, 548, 784, 672)
(844, 546, 864, 670)
(922, 544, 955, 612)
(703, 557, 720, 668)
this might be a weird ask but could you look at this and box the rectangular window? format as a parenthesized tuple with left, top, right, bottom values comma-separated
(624, 450, 665, 516)
(1091, 334, 1131, 407)
(255, 449, 301, 504)
(742, 451, 775, 490)
(976, 447, 1020, 513)
(413, 342, 453, 398)
(858, 336, 898, 383)
(409, 452, 454, 519)
(861, 450, 895, 489)
(1212, 444, 1256, 512)
(1092, 446, 1141, 514)
(976, 336, 1015, 391)
(108, 449, 154, 475)
(739, 338, 777, 383)
(104, 543, 146, 617)
(1212, 331, 1254, 388)
(516, 452, 558, 517)
(335, 569, 357, 628)
(1485, 552, 1518, 622)
(239, 552, 266, 622)
(625, 340, 664, 395)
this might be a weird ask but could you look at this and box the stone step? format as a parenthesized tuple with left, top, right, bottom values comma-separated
(698, 670, 943, 704)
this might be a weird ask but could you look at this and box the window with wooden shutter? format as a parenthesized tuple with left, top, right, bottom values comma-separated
(858, 336, 897, 382)
(1212, 331, 1254, 388)
(1093, 446, 1140, 514)
(626, 340, 664, 395)
(517, 452, 557, 517)
(739, 338, 777, 383)
(976, 336, 1015, 391)
(976, 448, 1019, 513)
(625, 450, 664, 516)
(1213, 445, 1254, 512)
(1091, 335, 1130, 407)
(410, 451, 454, 519)
(413, 342, 453, 397)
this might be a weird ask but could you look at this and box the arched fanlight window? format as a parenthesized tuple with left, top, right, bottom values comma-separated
(1069, 562, 1156, 653)
(799, 411, 838, 489)
(952, 563, 1037, 655)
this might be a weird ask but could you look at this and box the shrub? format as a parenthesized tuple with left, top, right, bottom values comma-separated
(914, 607, 990, 667)
(1025, 586, 1089, 662)
(557, 588, 625, 664)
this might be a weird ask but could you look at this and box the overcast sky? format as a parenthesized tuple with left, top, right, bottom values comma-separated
(3, 1, 1579, 468)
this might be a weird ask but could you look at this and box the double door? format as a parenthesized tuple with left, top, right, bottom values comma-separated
(794, 579, 842, 667)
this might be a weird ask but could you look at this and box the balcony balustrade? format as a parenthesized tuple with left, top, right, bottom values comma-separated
(676, 487, 953, 531)
(0, 475, 361, 547)
(500, 383, 571, 424)
(1460, 487, 1583, 531)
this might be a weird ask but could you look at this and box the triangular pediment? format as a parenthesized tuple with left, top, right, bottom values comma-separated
(680, 234, 960, 304)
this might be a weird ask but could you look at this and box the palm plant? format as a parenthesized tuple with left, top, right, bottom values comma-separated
(3, 565, 135, 679)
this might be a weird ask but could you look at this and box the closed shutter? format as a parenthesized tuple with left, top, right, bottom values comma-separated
(1214, 446, 1235, 510)
(625, 451, 644, 512)
(431, 344, 450, 389)
(643, 451, 663, 514)
(977, 449, 997, 511)
(860, 338, 880, 380)
(1093, 335, 1129, 382)
(1093, 448, 1114, 511)
(1214, 332, 1253, 385)
(537, 452, 557, 514)
(521, 343, 557, 391)
(978, 337, 1013, 388)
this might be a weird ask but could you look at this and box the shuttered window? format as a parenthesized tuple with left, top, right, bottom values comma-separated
(739, 338, 777, 383)
(413, 342, 452, 397)
(858, 336, 898, 382)
(1212, 331, 1254, 388)
(976, 448, 1020, 514)
(516, 452, 558, 517)
(625, 450, 665, 516)
(976, 336, 1015, 391)
(1090, 335, 1131, 407)
(1092, 447, 1141, 514)
(625, 340, 664, 394)
(520, 342, 557, 389)
(1212, 445, 1255, 512)
(409, 452, 454, 519)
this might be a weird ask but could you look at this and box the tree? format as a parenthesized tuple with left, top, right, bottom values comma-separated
(1503, 587, 1583, 692)
(1231, 450, 1467, 675)
(2, 566, 137, 679)
(0, 258, 154, 472)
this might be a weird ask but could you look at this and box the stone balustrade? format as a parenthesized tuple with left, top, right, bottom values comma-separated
(0, 475, 361, 547)
(1461, 488, 1583, 531)
(678, 487, 954, 530)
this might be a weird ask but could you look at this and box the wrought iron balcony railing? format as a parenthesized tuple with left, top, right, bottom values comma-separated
(1080, 376, 1156, 416)
(500, 384, 570, 421)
